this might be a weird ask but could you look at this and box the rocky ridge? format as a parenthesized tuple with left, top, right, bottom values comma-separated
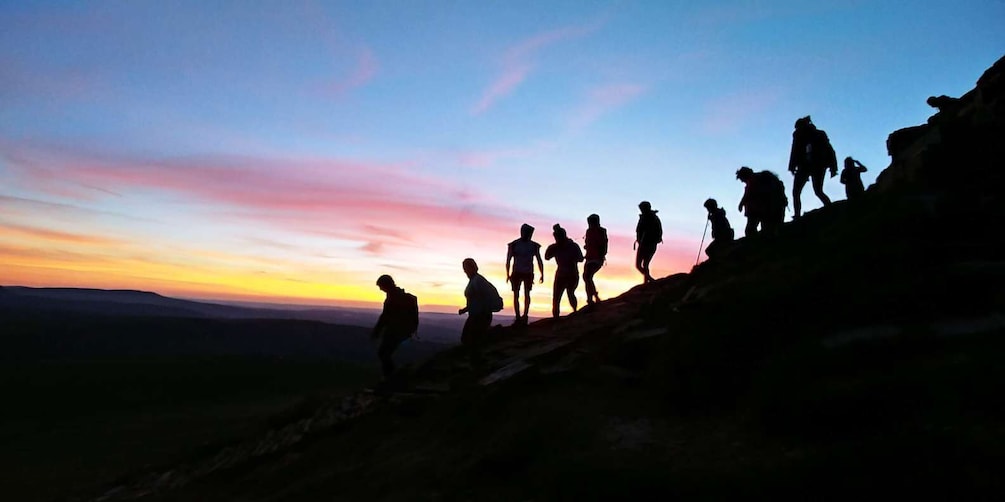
(85, 55, 1005, 501)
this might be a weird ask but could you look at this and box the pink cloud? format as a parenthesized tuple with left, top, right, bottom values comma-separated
(570, 83, 648, 130)
(471, 21, 603, 115)
(0, 222, 122, 246)
(1, 142, 550, 259)
(327, 47, 378, 97)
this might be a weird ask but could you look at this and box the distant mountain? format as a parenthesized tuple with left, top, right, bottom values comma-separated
(0, 286, 466, 343)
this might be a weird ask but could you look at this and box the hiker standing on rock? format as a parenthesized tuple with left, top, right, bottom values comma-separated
(788, 115, 837, 218)
(702, 199, 734, 258)
(372, 275, 419, 379)
(840, 156, 868, 200)
(545, 224, 584, 318)
(634, 201, 662, 284)
(736, 166, 787, 237)
(505, 223, 544, 325)
(459, 258, 502, 368)
(583, 214, 608, 305)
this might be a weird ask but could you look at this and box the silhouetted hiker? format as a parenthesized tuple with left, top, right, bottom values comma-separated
(840, 157, 868, 200)
(372, 275, 419, 379)
(634, 201, 662, 283)
(544, 224, 584, 317)
(505, 223, 544, 325)
(458, 258, 503, 368)
(583, 214, 608, 305)
(788, 115, 837, 218)
(736, 166, 786, 237)
(702, 198, 734, 258)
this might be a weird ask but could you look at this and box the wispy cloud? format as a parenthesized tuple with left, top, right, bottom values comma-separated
(0, 221, 122, 246)
(1, 141, 545, 260)
(701, 87, 782, 134)
(471, 21, 603, 115)
(327, 47, 378, 97)
(570, 83, 648, 130)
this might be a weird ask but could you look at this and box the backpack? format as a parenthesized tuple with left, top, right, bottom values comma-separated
(810, 129, 837, 171)
(402, 292, 419, 335)
(585, 227, 608, 259)
(387, 290, 419, 337)
(756, 171, 788, 209)
(485, 280, 504, 312)
(638, 213, 663, 245)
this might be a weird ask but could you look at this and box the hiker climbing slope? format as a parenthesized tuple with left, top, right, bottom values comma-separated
(458, 258, 503, 368)
(544, 224, 584, 318)
(583, 214, 608, 305)
(371, 275, 419, 378)
(505, 223, 544, 325)
(788, 115, 837, 218)
(736, 166, 787, 237)
(634, 201, 662, 284)
(702, 198, 734, 258)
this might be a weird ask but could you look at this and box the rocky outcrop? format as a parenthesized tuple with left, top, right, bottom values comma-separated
(877, 54, 1005, 192)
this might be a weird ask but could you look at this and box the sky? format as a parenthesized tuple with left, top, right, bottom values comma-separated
(2, 1, 1003, 314)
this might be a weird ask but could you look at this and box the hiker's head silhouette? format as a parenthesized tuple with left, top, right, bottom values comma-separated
(736, 166, 754, 181)
(794, 115, 812, 129)
(844, 156, 855, 169)
(704, 198, 719, 211)
(520, 223, 535, 240)
(376, 274, 395, 292)
(587, 213, 600, 227)
(552, 224, 567, 241)
(639, 201, 652, 212)
(462, 258, 478, 276)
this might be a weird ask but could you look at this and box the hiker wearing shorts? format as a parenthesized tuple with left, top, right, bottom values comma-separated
(505, 223, 544, 325)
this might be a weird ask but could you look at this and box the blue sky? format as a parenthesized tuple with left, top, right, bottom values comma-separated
(1, 0, 1003, 311)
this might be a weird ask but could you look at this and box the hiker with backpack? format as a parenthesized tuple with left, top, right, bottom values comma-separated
(372, 275, 419, 378)
(458, 258, 503, 368)
(634, 201, 663, 283)
(545, 224, 585, 317)
(583, 214, 608, 305)
(505, 223, 544, 325)
(788, 115, 837, 218)
(840, 156, 868, 200)
(736, 166, 787, 237)
(702, 198, 735, 258)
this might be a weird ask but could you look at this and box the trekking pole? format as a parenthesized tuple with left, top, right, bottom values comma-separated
(695, 218, 710, 266)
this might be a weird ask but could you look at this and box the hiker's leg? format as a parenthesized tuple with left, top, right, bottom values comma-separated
(522, 286, 531, 317)
(792, 171, 808, 217)
(512, 290, 520, 318)
(568, 276, 579, 312)
(634, 248, 646, 279)
(811, 169, 831, 206)
(745, 216, 759, 237)
(583, 262, 598, 303)
(640, 245, 657, 282)
(377, 336, 397, 377)
(552, 277, 562, 317)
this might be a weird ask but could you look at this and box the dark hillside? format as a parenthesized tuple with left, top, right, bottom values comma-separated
(84, 55, 1005, 501)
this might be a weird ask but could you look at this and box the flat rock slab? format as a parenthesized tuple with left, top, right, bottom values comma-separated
(478, 359, 535, 386)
